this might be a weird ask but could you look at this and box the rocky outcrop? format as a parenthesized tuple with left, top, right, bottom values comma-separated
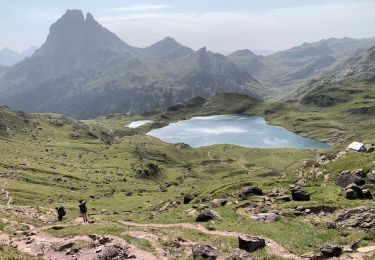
(238, 235, 265, 252)
(196, 209, 221, 222)
(336, 207, 375, 230)
(192, 244, 219, 259)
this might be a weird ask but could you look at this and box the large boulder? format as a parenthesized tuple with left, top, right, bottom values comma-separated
(192, 244, 219, 259)
(320, 244, 342, 258)
(291, 188, 310, 201)
(336, 207, 375, 230)
(238, 235, 265, 252)
(196, 209, 221, 222)
(335, 170, 366, 188)
(344, 183, 372, 200)
(240, 186, 263, 197)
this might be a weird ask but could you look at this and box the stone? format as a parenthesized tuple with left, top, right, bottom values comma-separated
(196, 209, 221, 222)
(336, 207, 375, 230)
(368, 173, 375, 183)
(240, 186, 263, 197)
(98, 245, 128, 260)
(274, 195, 291, 202)
(250, 212, 280, 222)
(225, 248, 255, 260)
(335, 170, 366, 188)
(210, 198, 229, 208)
(192, 244, 219, 259)
(362, 189, 373, 199)
(184, 194, 194, 204)
(57, 242, 75, 251)
(291, 188, 310, 201)
(238, 235, 265, 252)
(320, 244, 342, 258)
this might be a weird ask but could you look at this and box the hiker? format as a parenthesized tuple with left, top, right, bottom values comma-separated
(56, 205, 66, 221)
(79, 199, 88, 224)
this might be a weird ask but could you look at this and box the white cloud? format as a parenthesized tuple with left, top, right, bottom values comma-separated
(99, 2, 375, 52)
(110, 4, 171, 12)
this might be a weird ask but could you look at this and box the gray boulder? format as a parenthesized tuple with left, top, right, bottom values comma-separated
(291, 188, 310, 201)
(192, 244, 219, 259)
(335, 170, 366, 188)
(196, 209, 221, 222)
(240, 186, 263, 197)
(238, 235, 265, 252)
(320, 244, 342, 258)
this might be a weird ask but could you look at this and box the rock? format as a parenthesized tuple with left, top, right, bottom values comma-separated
(57, 242, 75, 251)
(225, 248, 255, 260)
(184, 194, 194, 204)
(344, 183, 363, 200)
(196, 209, 221, 222)
(301, 252, 324, 259)
(320, 244, 342, 258)
(291, 188, 310, 201)
(362, 189, 373, 199)
(125, 192, 133, 196)
(344, 183, 372, 200)
(192, 244, 219, 259)
(240, 186, 263, 197)
(250, 212, 280, 222)
(238, 235, 265, 252)
(336, 207, 375, 230)
(98, 245, 129, 260)
(368, 173, 375, 183)
(274, 195, 291, 202)
(210, 198, 229, 208)
(335, 170, 366, 188)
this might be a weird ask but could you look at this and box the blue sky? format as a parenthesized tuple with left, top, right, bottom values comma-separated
(1, 0, 375, 52)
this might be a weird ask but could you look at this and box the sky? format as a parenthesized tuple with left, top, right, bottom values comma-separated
(1, 0, 375, 53)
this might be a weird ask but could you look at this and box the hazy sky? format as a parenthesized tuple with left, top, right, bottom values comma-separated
(1, 0, 375, 53)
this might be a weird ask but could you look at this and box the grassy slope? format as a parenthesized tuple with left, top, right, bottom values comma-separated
(0, 89, 375, 258)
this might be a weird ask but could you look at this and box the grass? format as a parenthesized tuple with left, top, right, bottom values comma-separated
(0, 87, 375, 258)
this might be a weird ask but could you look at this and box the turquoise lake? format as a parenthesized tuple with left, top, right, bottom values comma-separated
(147, 115, 330, 149)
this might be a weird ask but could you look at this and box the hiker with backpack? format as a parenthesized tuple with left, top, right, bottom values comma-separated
(79, 199, 88, 224)
(56, 205, 66, 221)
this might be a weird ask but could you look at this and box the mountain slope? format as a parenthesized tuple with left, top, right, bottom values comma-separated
(0, 46, 37, 66)
(0, 10, 263, 119)
(228, 37, 375, 98)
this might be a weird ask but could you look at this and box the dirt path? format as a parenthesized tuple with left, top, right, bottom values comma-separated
(119, 220, 302, 259)
(1, 168, 20, 206)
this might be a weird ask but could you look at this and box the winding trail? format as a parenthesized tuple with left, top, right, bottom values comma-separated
(1, 168, 20, 206)
(119, 220, 302, 259)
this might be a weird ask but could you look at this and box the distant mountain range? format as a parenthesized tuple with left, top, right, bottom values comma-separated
(0, 46, 37, 66)
(0, 9, 374, 119)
